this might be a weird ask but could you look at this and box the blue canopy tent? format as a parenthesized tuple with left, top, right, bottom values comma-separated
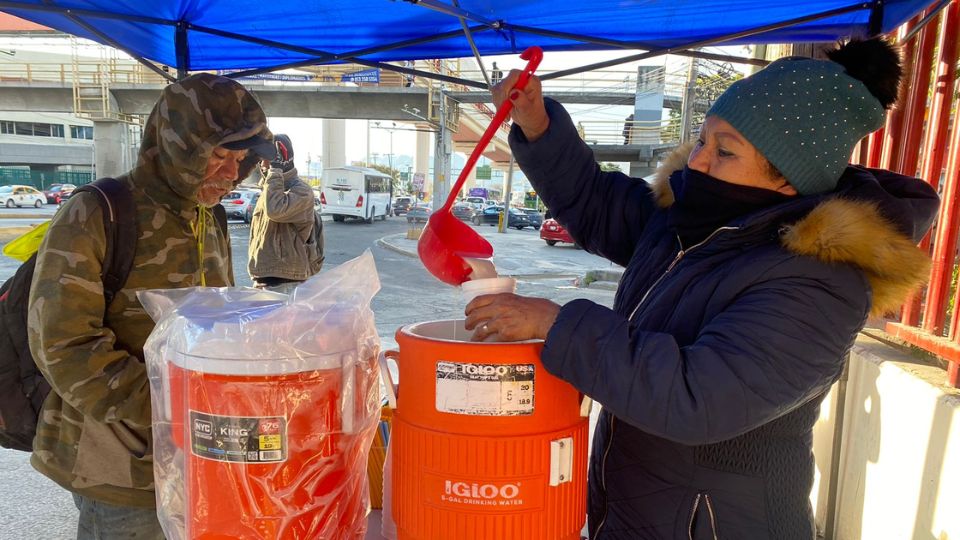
(0, 0, 942, 85)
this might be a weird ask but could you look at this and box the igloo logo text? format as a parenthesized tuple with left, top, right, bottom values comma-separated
(459, 364, 511, 377)
(444, 480, 520, 499)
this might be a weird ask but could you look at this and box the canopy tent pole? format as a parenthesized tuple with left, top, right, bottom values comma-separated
(196, 24, 492, 88)
(402, 0, 502, 29)
(175, 22, 189, 81)
(502, 24, 770, 67)
(902, 0, 953, 40)
(868, 0, 885, 35)
(451, 0, 493, 87)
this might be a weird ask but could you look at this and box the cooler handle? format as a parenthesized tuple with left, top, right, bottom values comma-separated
(379, 349, 400, 410)
(161, 362, 172, 422)
(341, 354, 356, 434)
(580, 394, 593, 417)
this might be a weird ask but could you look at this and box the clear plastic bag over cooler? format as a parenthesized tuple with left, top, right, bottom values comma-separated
(140, 251, 382, 540)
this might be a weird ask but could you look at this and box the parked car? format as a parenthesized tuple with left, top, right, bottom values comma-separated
(243, 191, 262, 223)
(393, 196, 413, 216)
(222, 189, 258, 222)
(406, 204, 432, 223)
(464, 196, 485, 210)
(43, 183, 76, 204)
(523, 209, 543, 230)
(0, 185, 46, 208)
(451, 203, 475, 221)
(473, 206, 501, 226)
(540, 218, 576, 246)
(472, 206, 531, 229)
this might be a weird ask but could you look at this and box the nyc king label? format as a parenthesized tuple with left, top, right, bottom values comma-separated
(435, 361, 535, 416)
(189, 410, 287, 463)
(423, 472, 544, 512)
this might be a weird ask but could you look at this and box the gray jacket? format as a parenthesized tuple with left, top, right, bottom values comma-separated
(247, 167, 320, 282)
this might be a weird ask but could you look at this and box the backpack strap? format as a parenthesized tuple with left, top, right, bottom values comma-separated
(73, 178, 138, 305)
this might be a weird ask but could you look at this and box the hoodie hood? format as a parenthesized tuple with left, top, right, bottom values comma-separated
(133, 73, 270, 211)
(650, 144, 939, 316)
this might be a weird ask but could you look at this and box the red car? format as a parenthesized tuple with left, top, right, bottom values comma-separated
(540, 218, 574, 246)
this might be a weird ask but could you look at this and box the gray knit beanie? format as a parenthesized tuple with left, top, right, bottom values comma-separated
(707, 57, 886, 195)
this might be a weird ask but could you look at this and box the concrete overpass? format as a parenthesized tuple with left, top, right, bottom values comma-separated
(0, 82, 434, 121)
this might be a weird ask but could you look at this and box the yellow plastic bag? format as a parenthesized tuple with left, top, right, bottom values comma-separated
(2, 221, 50, 262)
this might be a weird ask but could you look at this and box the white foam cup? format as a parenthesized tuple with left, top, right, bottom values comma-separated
(461, 277, 517, 304)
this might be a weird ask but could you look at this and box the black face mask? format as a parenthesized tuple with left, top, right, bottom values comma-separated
(668, 166, 794, 248)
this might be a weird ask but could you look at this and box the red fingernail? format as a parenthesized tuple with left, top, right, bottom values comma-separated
(509, 90, 519, 100)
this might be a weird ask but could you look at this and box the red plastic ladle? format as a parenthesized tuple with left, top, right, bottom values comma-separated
(418, 46, 543, 285)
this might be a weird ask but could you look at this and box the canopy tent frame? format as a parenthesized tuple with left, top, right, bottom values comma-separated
(0, 0, 921, 87)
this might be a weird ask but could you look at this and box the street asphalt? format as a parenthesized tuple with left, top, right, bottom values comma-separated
(0, 210, 619, 539)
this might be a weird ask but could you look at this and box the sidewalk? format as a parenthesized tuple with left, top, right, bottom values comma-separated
(0, 210, 56, 240)
(377, 225, 623, 287)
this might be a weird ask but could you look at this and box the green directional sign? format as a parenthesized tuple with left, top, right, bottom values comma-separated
(476, 165, 491, 180)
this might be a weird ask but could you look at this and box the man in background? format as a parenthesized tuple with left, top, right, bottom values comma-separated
(491, 62, 503, 85)
(248, 134, 324, 293)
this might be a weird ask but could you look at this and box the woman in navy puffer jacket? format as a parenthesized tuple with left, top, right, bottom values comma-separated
(465, 39, 939, 539)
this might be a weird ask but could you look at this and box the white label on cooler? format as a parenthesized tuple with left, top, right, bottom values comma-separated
(188, 411, 288, 463)
(435, 362, 535, 416)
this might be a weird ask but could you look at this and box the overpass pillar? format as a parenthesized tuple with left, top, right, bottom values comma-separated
(322, 119, 346, 169)
(416, 130, 430, 197)
(634, 66, 665, 145)
(93, 120, 132, 179)
(415, 131, 431, 170)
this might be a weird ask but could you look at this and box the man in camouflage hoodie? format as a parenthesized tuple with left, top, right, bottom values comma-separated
(27, 73, 275, 538)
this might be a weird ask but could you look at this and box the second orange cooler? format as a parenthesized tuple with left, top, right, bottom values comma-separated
(384, 320, 589, 540)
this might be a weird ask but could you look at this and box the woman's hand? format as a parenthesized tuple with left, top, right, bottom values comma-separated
(465, 293, 561, 342)
(491, 69, 550, 142)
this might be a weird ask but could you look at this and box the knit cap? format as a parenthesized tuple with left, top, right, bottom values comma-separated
(707, 57, 885, 195)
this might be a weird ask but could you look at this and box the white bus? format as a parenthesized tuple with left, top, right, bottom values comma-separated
(320, 166, 394, 223)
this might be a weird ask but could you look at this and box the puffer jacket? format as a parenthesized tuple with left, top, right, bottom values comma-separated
(27, 74, 269, 507)
(247, 167, 322, 282)
(510, 99, 938, 539)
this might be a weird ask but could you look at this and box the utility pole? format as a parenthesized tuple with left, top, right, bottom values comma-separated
(679, 56, 699, 144)
(432, 85, 450, 209)
(388, 122, 395, 171)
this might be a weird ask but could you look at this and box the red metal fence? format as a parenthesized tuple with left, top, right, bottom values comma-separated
(860, 0, 960, 387)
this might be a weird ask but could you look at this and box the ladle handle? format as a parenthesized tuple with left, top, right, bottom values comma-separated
(440, 46, 543, 214)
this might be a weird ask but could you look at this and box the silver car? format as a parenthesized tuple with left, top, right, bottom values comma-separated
(222, 189, 259, 222)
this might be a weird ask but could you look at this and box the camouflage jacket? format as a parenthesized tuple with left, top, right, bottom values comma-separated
(247, 167, 320, 282)
(27, 74, 269, 507)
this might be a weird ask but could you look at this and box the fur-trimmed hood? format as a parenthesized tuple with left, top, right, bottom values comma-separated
(649, 144, 939, 316)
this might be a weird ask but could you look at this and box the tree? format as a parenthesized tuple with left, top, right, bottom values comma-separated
(664, 64, 743, 142)
(600, 162, 622, 172)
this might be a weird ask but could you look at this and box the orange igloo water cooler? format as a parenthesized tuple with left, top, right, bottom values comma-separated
(382, 319, 589, 540)
(164, 347, 373, 539)
(141, 259, 382, 540)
